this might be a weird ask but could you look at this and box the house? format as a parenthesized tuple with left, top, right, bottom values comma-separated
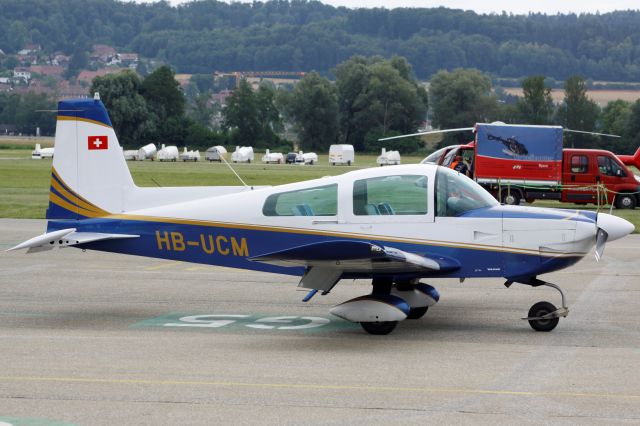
(13, 68, 32, 82)
(57, 80, 87, 99)
(52, 52, 70, 67)
(118, 53, 139, 68)
(174, 73, 192, 89)
(90, 45, 117, 63)
(211, 89, 233, 106)
(18, 43, 41, 55)
(77, 68, 122, 85)
(29, 65, 64, 78)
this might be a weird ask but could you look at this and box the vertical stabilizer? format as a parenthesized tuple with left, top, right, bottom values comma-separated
(47, 96, 134, 219)
(617, 147, 640, 170)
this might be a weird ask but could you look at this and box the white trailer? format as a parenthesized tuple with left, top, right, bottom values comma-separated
(301, 151, 318, 165)
(205, 146, 227, 162)
(262, 149, 284, 164)
(136, 143, 157, 161)
(157, 144, 179, 162)
(376, 147, 401, 166)
(31, 143, 54, 159)
(231, 146, 254, 163)
(123, 149, 138, 161)
(329, 144, 354, 166)
(180, 147, 201, 162)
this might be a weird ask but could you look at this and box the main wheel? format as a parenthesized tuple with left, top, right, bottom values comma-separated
(407, 306, 428, 320)
(527, 301, 559, 332)
(615, 193, 636, 209)
(360, 321, 397, 335)
(501, 189, 521, 205)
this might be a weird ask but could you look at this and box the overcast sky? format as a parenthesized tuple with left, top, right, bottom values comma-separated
(134, 0, 639, 15)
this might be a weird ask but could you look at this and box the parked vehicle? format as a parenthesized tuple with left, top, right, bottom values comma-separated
(136, 143, 156, 161)
(376, 148, 401, 166)
(300, 151, 318, 165)
(157, 144, 179, 162)
(231, 146, 254, 163)
(123, 149, 138, 161)
(329, 144, 354, 166)
(180, 147, 200, 162)
(422, 123, 640, 208)
(286, 152, 298, 164)
(31, 143, 54, 159)
(205, 146, 227, 162)
(262, 149, 284, 164)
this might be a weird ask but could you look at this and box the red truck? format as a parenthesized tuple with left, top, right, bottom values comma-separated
(422, 123, 640, 209)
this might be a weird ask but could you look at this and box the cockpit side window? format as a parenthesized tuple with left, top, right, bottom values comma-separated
(436, 167, 498, 217)
(263, 184, 337, 216)
(353, 175, 428, 216)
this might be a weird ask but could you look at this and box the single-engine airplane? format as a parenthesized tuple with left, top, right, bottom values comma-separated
(7, 95, 636, 334)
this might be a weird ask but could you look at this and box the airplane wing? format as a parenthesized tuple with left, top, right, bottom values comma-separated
(7, 228, 139, 253)
(249, 240, 460, 292)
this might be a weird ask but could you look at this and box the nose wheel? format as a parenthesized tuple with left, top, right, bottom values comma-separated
(505, 278, 569, 332)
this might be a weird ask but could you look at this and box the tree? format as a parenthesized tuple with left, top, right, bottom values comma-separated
(64, 48, 89, 79)
(188, 92, 216, 129)
(13, 93, 56, 136)
(429, 68, 498, 144)
(335, 55, 427, 151)
(142, 65, 185, 124)
(622, 100, 640, 155)
(89, 71, 154, 147)
(517, 76, 553, 124)
(556, 75, 600, 148)
(289, 72, 338, 151)
(600, 100, 633, 153)
(223, 79, 261, 147)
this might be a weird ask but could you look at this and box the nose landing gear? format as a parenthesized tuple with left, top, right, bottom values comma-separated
(505, 277, 569, 332)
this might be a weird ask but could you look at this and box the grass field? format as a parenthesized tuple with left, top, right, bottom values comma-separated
(503, 88, 640, 104)
(0, 147, 638, 233)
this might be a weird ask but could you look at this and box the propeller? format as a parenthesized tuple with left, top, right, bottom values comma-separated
(594, 213, 635, 261)
(594, 228, 608, 262)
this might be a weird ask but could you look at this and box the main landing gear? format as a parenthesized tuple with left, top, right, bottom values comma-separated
(360, 278, 439, 335)
(329, 277, 440, 335)
(505, 277, 569, 332)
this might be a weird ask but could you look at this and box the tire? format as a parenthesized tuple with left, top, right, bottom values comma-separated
(501, 188, 522, 205)
(615, 193, 636, 209)
(331, 162, 335, 166)
(347, 160, 352, 166)
(360, 321, 397, 335)
(407, 306, 428, 320)
(527, 301, 559, 332)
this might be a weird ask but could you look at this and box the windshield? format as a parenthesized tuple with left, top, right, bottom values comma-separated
(436, 167, 498, 217)
(421, 146, 451, 164)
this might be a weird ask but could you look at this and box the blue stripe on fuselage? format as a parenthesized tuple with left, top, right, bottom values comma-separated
(460, 205, 597, 223)
(46, 217, 582, 280)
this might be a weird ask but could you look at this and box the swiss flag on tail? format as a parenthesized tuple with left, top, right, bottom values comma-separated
(88, 135, 108, 150)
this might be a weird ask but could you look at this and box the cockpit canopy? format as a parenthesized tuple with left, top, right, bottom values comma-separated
(436, 166, 498, 217)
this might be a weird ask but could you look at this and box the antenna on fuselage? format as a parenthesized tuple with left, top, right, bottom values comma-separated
(218, 154, 250, 188)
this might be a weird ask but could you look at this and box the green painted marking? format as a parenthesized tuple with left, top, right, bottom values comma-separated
(131, 312, 358, 333)
(0, 418, 77, 426)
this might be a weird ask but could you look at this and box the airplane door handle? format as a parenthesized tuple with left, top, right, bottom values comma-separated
(360, 225, 373, 230)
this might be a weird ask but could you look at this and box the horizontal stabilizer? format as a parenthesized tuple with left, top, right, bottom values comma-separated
(7, 229, 139, 253)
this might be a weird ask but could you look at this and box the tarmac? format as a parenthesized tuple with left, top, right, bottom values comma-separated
(0, 218, 639, 425)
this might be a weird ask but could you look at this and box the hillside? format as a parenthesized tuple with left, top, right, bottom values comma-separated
(2, 0, 640, 80)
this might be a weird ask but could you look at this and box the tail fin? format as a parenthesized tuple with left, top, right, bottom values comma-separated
(47, 95, 134, 220)
(617, 147, 640, 170)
